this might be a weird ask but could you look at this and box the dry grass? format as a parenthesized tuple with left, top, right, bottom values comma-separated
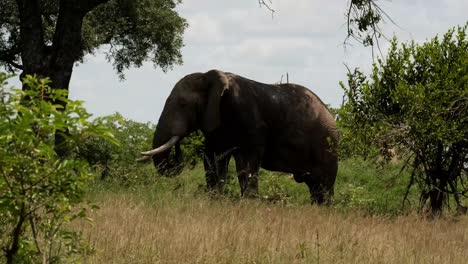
(75, 191, 468, 264)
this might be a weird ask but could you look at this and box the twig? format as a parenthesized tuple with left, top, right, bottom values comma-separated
(258, 0, 275, 18)
(402, 164, 416, 209)
(29, 214, 44, 257)
(315, 230, 320, 264)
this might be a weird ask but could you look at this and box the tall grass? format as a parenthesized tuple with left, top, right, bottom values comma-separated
(76, 187, 467, 263)
(74, 159, 467, 263)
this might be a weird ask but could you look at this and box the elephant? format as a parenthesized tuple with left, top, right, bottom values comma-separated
(138, 70, 339, 204)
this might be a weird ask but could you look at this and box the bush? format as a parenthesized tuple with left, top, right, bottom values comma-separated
(339, 24, 468, 215)
(179, 131, 205, 168)
(77, 113, 154, 180)
(0, 73, 116, 263)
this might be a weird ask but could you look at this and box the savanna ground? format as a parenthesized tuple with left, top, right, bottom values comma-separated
(74, 159, 468, 263)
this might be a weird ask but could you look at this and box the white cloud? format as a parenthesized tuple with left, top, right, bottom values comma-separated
(68, 0, 468, 123)
(185, 15, 224, 44)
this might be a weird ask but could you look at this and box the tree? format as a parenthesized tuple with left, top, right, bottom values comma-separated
(339, 24, 468, 216)
(0, 0, 187, 90)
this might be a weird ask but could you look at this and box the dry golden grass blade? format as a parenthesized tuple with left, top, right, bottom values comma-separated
(74, 192, 468, 264)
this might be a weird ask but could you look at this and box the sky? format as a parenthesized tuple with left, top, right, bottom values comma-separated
(64, 0, 468, 123)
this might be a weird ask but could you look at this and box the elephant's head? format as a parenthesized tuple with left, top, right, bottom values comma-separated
(137, 70, 230, 173)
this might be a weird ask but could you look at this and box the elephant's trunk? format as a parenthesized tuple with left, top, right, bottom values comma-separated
(143, 103, 190, 174)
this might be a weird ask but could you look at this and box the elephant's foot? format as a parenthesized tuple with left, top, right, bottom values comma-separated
(206, 179, 227, 196)
(238, 172, 259, 198)
(310, 191, 334, 205)
(242, 186, 259, 198)
(310, 192, 326, 205)
(306, 181, 334, 205)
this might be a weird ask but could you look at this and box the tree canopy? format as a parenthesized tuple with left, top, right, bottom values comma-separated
(0, 0, 187, 88)
(339, 24, 468, 215)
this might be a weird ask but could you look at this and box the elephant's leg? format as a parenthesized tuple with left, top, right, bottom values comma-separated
(214, 152, 231, 192)
(203, 154, 216, 191)
(293, 172, 308, 183)
(321, 157, 338, 204)
(234, 151, 262, 197)
(204, 151, 231, 194)
(306, 180, 327, 205)
(303, 167, 335, 205)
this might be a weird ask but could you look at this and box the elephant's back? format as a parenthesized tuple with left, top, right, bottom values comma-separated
(270, 83, 336, 132)
(229, 74, 337, 138)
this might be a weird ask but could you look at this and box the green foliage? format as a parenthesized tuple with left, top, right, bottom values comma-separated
(85, 0, 187, 78)
(0, 73, 116, 263)
(260, 0, 389, 48)
(345, 0, 389, 47)
(339, 24, 468, 214)
(79, 114, 152, 165)
(0, 0, 187, 77)
(77, 113, 155, 186)
(179, 131, 205, 167)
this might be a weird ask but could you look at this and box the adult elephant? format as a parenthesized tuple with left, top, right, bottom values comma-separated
(138, 70, 338, 204)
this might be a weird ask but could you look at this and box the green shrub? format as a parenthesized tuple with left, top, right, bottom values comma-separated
(77, 113, 154, 180)
(339, 24, 468, 215)
(179, 131, 205, 168)
(0, 73, 116, 263)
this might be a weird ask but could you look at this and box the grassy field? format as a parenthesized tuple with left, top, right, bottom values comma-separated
(75, 159, 468, 263)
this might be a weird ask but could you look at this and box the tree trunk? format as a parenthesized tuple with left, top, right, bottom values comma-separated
(49, 1, 86, 90)
(427, 169, 448, 216)
(428, 187, 444, 216)
(16, 0, 48, 82)
(48, 2, 87, 156)
(16, 0, 111, 156)
(5, 205, 25, 264)
(427, 143, 446, 216)
(17, 0, 88, 156)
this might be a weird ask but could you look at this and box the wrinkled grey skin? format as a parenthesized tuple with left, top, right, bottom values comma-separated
(150, 70, 338, 204)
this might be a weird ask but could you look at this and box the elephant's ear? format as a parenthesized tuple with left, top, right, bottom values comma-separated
(202, 70, 230, 133)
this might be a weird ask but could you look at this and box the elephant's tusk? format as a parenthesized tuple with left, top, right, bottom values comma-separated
(140, 136, 180, 157)
(135, 155, 152, 162)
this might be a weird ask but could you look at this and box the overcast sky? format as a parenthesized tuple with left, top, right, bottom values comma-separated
(66, 0, 467, 123)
